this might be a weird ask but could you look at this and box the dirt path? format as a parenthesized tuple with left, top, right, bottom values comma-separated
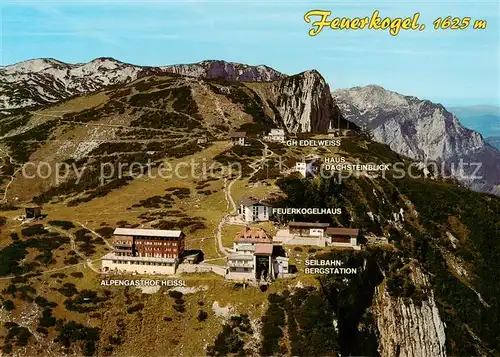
(0, 146, 21, 202)
(198, 80, 228, 125)
(215, 214, 230, 257)
(48, 225, 101, 273)
(225, 175, 240, 214)
(248, 140, 274, 180)
(76, 221, 114, 250)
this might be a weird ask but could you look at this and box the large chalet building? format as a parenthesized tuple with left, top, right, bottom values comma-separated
(237, 197, 272, 223)
(102, 228, 186, 275)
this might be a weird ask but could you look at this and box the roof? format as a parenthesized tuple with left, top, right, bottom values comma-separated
(240, 198, 272, 207)
(254, 243, 273, 255)
(288, 222, 330, 228)
(112, 236, 133, 243)
(234, 227, 272, 244)
(231, 131, 247, 138)
(24, 204, 42, 209)
(113, 228, 183, 238)
(325, 228, 359, 237)
(184, 253, 200, 261)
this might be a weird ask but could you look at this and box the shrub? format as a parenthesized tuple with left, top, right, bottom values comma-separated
(64, 256, 80, 265)
(58, 283, 78, 297)
(21, 224, 46, 237)
(127, 303, 144, 314)
(36, 327, 48, 335)
(39, 308, 56, 327)
(173, 305, 185, 313)
(50, 273, 66, 278)
(34, 296, 57, 308)
(3, 300, 15, 311)
(2, 343, 12, 353)
(4, 324, 31, 346)
(55, 320, 100, 356)
(197, 310, 208, 322)
(168, 290, 183, 299)
(48, 220, 75, 230)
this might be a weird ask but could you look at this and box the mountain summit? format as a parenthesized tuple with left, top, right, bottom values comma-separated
(333, 85, 500, 195)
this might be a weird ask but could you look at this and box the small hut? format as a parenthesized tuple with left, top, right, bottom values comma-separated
(25, 204, 42, 219)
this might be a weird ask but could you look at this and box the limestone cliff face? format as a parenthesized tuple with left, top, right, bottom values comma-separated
(374, 266, 447, 357)
(273, 70, 344, 133)
(162, 60, 284, 82)
(333, 85, 500, 195)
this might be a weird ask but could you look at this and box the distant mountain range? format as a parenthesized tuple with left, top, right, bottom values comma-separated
(448, 105, 500, 138)
(0, 57, 499, 356)
(0, 57, 284, 113)
(487, 136, 500, 150)
(450, 106, 500, 150)
(1, 57, 498, 196)
(333, 85, 500, 196)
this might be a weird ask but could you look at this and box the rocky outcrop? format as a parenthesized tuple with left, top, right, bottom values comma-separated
(1, 57, 344, 135)
(333, 85, 500, 195)
(162, 60, 283, 82)
(273, 70, 346, 133)
(0, 57, 284, 112)
(374, 266, 447, 357)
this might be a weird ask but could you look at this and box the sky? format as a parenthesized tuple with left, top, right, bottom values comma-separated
(1, 0, 499, 107)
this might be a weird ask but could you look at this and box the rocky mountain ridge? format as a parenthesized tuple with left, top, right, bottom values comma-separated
(333, 85, 500, 195)
(0, 68, 344, 203)
(0, 63, 498, 356)
(0, 57, 284, 112)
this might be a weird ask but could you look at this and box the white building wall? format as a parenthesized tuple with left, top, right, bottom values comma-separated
(255, 205, 269, 221)
(177, 263, 227, 276)
(233, 242, 257, 252)
(309, 228, 325, 237)
(325, 237, 360, 250)
(243, 206, 253, 222)
(284, 237, 326, 247)
(102, 259, 176, 275)
(233, 137, 246, 146)
(274, 258, 289, 275)
(295, 162, 307, 178)
(267, 135, 285, 143)
(241, 204, 270, 223)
